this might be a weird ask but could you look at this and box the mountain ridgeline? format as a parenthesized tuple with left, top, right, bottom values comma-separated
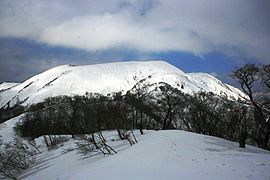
(0, 61, 246, 109)
(1, 61, 269, 150)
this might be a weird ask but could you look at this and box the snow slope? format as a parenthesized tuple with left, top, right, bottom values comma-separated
(1, 115, 269, 180)
(18, 130, 270, 180)
(0, 114, 24, 146)
(0, 82, 19, 91)
(0, 61, 247, 108)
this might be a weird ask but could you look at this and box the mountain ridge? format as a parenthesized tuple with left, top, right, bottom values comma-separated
(0, 60, 247, 108)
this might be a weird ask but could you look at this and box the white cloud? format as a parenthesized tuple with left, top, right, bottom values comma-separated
(39, 14, 207, 54)
(0, 0, 269, 63)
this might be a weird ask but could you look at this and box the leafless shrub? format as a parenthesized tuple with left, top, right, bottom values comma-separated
(0, 138, 36, 179)
(27, 139, 42, 154)
(43, 135, 67, 149)
(76, 132, 117, 157)
(117, 129, 138, 146)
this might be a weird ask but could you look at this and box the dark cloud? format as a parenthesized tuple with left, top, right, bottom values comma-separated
(0, 38, 142, 82)
(0, 39, 65, 82)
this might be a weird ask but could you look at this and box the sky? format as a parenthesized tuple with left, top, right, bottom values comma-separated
(0, 0, 269, 86)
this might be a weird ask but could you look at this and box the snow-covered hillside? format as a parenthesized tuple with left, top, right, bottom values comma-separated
(18, 130, 270, 180)
(0, 82, 19, 91)
(0, 61, 246, 108)
(1, 115, 269, 180)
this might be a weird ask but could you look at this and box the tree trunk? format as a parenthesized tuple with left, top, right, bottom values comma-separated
(166, 113, 173, 130)
(238, 108, 247, 148)
(140, 110, 143, 127)
(91, 134, 99, 150)
(239, 133, 247, 148)
(43, 135, 49, 148)
(132, 107, 135, 129)
(263, 122, 270, 150)
(162, 110, 170, 130)
(117, 129, 124, 140)
(139, 128, 144, 135)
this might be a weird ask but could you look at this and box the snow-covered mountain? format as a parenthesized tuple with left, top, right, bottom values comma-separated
(0, 61, 246, 108)
(0, 82, 19, 91)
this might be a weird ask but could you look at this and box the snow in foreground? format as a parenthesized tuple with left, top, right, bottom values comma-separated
(19, 130, 270, 180)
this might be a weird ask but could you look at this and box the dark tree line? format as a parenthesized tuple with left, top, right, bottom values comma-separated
(0, 104, 24, 124)
(16, 91, 160, 139)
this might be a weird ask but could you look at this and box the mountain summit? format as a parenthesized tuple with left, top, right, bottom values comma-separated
(0, 61, 246, 108)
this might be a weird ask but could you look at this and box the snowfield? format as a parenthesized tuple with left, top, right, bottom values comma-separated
(16, 131, 270, 180)
(0, 61, 247, 108)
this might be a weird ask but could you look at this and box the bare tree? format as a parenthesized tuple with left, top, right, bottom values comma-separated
(76, 132, 117, 157)
(155, 83, 183, 130)
(127, 79, 153, 134)
(232, 64, 270, 149)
